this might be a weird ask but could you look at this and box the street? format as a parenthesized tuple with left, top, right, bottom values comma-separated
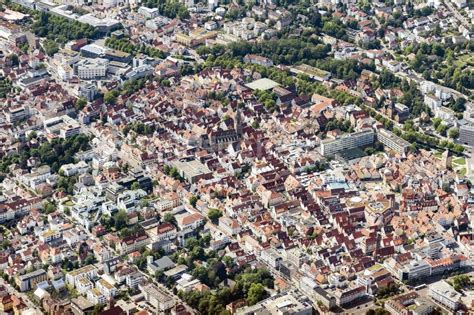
(443, 0, 471, 29)
(62, 210, 196, 314)
(0, 277, 42, 312)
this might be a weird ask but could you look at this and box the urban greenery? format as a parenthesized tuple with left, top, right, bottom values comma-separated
(105, 37, 166, 59)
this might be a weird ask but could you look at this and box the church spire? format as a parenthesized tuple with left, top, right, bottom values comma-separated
(235, 107, 242, 136)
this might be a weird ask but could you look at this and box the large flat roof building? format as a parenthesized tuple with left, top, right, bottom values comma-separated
(376, 129, 411, 154)
(171, 159, 213, 183)
(245, 78, 280, 91)
(236, 293, 313, 315)
(320, 129, 375, 157)
(429, 280, 461, 311)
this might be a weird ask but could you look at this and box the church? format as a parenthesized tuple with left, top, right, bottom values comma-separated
(199, 109, 243, 152)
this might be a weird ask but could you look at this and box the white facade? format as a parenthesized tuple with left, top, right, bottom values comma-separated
(376, 129, 410, 154)
(138, 6, 160, 18)
(320, 129, 375, 156)
(429, 281, 461, 310)
(74, 58, 108, 80)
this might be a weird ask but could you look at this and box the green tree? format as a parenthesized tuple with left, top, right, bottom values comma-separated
(84, 253, 97, 265)
(43, 200, 56, 214)
(114, 209, 128, 230)
(43, 39, 59, 56)
(189, 195, 198, 207)
(222, 256, 234, 268)
(104, 90, 119, 105)
(432, 117, 442, 129)
(436, 123, 447, 135)
(164, 212, 175, 224)
(75, 97, 87, 110)
(0, 240, 11, 250)
(207, 209, 222, 223)
(246, 283, 266, 306)
(9, 54, 19, 66)
(448, 128, 459, 139)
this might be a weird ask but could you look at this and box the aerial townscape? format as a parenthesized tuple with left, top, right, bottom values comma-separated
(0, 0, 473, 313)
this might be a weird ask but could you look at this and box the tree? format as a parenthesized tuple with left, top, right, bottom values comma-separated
(452, 97, 466, 112)
(374, 309, 390, 315)
(105, 37, 166, 59)
(207, 209, 222, 223)
(222, 256, 234, 268)
(114, 209, 128, 230)
(442, 182, 452, 193)
(32, 12, 100, 43)
(92, 303, 104, 315)
(43, 39, 59, 56)
(448, 128, 459, 139)
(84, 253, 97, 265)
(131, 181, 140, 190)
(43, 200, 56, 214)
(9, 54, 19, 67)
(75, 97, 87, 110)
(436, 123, 447, 136)
(164, 212, 175, 224)
(451, 275, 471, 292)
(189, 195, 198, 207)
(246, 283, 265, 306)
(431, 117, 441, 129)
(104, 90, 119, 105)
(0, 240, 11, 250)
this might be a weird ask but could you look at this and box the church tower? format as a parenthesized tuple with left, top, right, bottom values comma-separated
(235, 108, 243, 136)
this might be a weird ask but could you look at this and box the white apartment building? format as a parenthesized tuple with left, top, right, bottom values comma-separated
(96, 278, 117, 298)
(44, 115, 81, 139)
(260, 248, 283, 268)
(87, 288, 107, 305)
(77, 277, 94, 295)
(138, 6, 160, 18)
(139, 283, 175, 312)
(6, 105, 30, 123)
(66, 265, 98, 288)
(376, 129, 410, 154)
(320, 129, 375, 156)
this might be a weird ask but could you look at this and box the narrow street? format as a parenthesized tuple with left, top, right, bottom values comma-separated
(443, 0, 471, 29)
(0, 277, 42, 312)
(63, 210, 196, 314)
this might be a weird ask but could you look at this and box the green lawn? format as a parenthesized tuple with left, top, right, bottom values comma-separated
(368, 264, 383, 271)
(453, 157, 466, 165)
(458, 168, 467, 177)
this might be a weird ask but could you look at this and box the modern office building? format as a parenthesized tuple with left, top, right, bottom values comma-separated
(429, 280, 461, 311)
(74, 58, 108, 80)
(459, 124, 474, 146)
(320, 129, 375, 156)
(460, 105, 474, 146)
